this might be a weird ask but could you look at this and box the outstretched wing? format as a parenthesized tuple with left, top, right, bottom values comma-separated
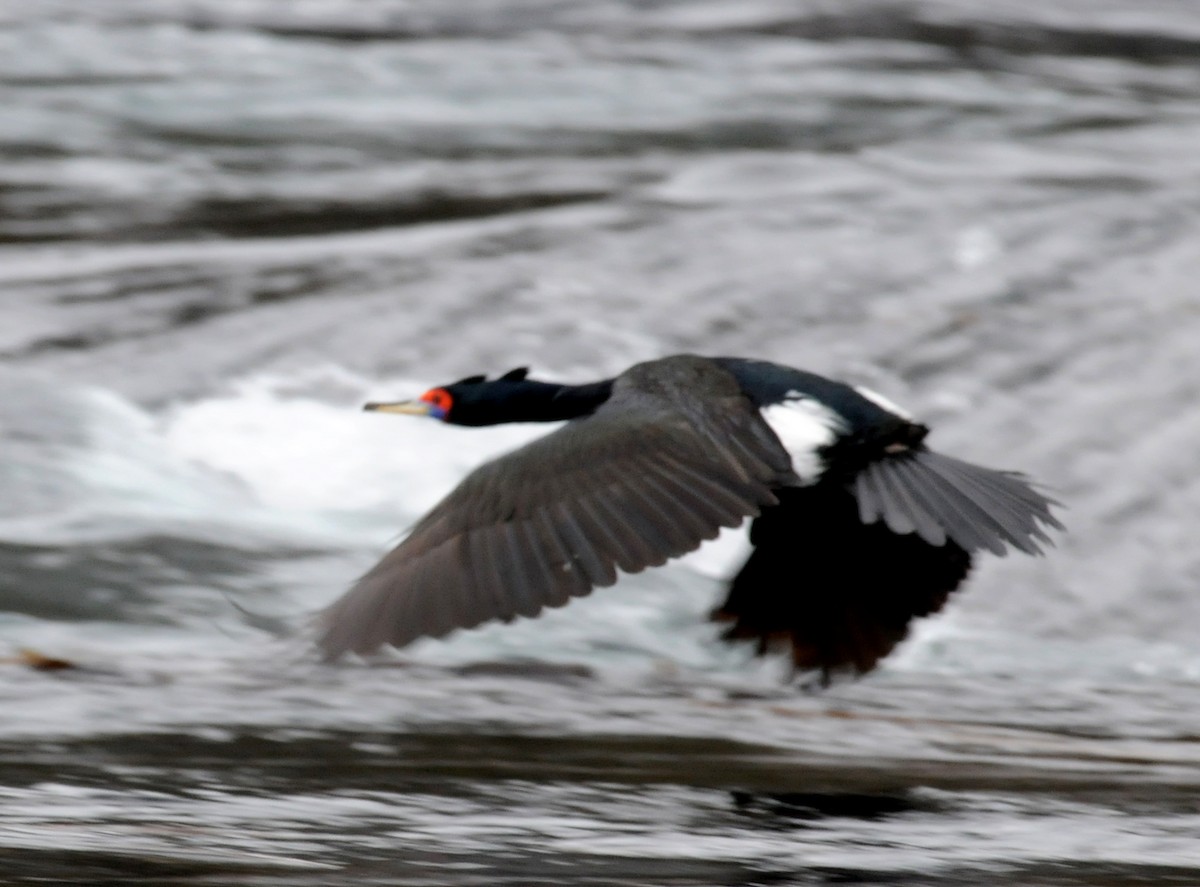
(318, 381, 794, 659)
(715, 449, 1061, 681)
(854, 449, 1062, 555)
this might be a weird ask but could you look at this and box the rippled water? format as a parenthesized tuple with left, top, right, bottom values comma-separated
(3, 1, 1200, 883)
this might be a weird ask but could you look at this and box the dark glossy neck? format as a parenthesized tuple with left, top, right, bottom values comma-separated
(450, 379, 614, 426)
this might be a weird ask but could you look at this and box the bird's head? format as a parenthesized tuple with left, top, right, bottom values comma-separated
(364, 367, 568, 427)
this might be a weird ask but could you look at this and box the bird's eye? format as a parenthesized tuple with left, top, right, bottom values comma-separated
(420, 388, 453, 417)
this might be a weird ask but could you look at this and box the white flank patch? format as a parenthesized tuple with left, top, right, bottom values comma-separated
(760, 394, 846, 483)
(853, 385, 914, 420)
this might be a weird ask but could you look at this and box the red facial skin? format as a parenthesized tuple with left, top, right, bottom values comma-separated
(420, 388, 453, 419)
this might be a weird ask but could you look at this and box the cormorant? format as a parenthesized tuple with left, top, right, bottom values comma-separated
(318, 355, 1061, 680)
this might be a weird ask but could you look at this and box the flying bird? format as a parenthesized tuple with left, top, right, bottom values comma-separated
(318, 354, 1060, 680)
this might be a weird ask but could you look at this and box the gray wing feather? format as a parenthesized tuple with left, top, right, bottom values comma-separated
(852, 448, 1061, 556)
(854, 463, 885, 526)
(318, 377, 792, 660)
(868, 462, 919, 537)
(872, 457, 948, 546)
(869, 458, 947, 546)
(921, 455, 1055, 552)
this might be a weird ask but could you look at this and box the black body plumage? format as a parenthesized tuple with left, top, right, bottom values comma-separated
(319, 354, 1061, 680)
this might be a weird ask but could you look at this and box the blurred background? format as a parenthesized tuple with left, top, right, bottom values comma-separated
(2, 1, 1200, 884)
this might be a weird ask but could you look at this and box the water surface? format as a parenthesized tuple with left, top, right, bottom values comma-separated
(3, 1, 1200, 883)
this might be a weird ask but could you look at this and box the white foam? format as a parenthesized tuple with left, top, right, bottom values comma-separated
(0, 377, 261, 543)
(158, 365, 549, 525)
